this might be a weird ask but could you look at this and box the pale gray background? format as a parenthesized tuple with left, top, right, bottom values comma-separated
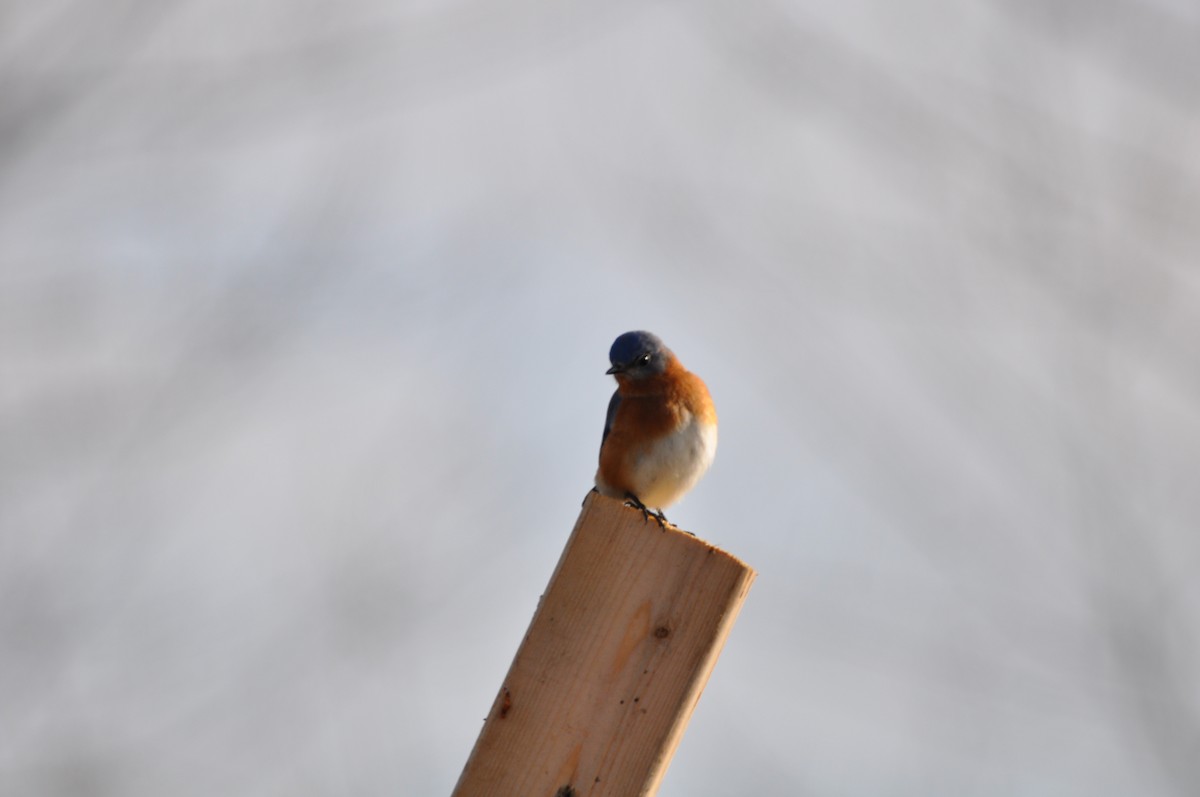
(3, 1, 1200, 795)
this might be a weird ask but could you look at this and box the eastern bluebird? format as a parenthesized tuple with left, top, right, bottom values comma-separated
(593, 331, 717, 525)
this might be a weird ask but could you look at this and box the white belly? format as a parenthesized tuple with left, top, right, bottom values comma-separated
(629, 414, 717, 510)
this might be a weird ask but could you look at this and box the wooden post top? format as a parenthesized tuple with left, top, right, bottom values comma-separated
(452, 492, 756, 797)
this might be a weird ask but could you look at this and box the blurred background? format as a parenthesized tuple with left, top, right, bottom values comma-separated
(3, 1, 1200, 794)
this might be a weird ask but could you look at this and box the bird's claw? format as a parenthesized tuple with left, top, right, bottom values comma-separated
(624, 492, 669, 528)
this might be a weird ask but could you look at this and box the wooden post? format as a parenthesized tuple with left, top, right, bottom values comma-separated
(452, 492, 756, 797)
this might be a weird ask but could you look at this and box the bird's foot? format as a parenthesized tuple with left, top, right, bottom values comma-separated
(582, 486, 599, 507)
(623, 492, 652, 524)
(624, 493, 669, 528)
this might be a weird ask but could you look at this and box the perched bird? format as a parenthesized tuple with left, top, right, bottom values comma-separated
(594, 331, 717, 525)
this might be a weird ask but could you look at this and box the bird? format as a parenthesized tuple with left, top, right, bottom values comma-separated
(593, 331, 717, 526)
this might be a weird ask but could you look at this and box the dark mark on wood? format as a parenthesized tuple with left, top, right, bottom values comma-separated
(499, 687, 512, 719)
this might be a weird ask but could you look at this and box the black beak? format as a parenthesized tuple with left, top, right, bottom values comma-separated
(606, 364, 624, 375)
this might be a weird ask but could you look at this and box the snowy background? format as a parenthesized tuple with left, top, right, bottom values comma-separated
(4, 1, 1200, 795)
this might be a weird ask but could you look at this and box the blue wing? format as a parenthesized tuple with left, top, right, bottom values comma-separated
(601, 390, 621, 448)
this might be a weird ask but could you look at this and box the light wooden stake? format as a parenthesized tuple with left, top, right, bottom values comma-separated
(452, 492, 756, 797)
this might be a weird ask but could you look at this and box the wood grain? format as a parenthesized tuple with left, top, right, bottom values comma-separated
(452, 492, 756, 797)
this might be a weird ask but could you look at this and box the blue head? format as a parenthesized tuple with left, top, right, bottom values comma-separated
(606, 331, 673, 379)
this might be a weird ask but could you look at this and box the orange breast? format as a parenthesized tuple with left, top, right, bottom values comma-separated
(597, 359, 716, 495)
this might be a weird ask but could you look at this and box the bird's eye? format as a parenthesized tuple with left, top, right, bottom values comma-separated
(639, 354, 652, 365)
